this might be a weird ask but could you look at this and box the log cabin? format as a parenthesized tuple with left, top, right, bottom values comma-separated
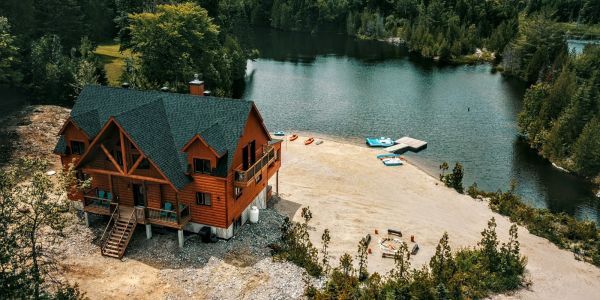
(54, 80, 282, 258)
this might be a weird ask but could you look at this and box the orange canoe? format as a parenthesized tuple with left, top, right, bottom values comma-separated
(304, 137, 314, 145)
(289, 134, 298, 141)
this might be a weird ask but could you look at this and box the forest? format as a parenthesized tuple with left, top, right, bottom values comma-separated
(0, 0, 599, 178)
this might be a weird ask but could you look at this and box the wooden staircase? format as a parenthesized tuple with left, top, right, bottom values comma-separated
(100, 206, 137, 259)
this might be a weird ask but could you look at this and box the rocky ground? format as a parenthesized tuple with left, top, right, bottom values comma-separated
(57, 206, 320, 299)
(0, 105, 69, 168)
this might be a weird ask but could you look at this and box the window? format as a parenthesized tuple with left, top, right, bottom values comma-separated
(194, 158, 211, 174)
(196, 192, 211, 206)
(70, 141, 85, 155)
(234, 187, 242, 199)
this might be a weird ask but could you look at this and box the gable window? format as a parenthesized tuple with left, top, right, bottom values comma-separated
(110, 150, 123, 165)
(194, 158, 211, 174)
(71, 141, 85, 155)
(196, 192, 211, 206)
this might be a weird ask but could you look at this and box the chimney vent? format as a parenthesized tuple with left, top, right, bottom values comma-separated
(189, 73, 205, 96)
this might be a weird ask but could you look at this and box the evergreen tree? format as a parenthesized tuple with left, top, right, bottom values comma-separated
(0, 16, 22, 84)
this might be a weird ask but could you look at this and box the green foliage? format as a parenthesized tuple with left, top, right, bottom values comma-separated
(0, 158, 88, 299)
(468, 181, 600, 266)
(270, 207, 323, 276)
(305, 218, 527, 299)
(502, 15, 567, 83)
(0, 16, 23, 84)
(29, 35, 105, 104)
(440, 162, 464, 193)
(125, 3, 247, 96)
(518, 45, 600, 180)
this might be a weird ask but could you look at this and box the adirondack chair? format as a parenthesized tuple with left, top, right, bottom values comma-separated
(160, 202, 173, 219)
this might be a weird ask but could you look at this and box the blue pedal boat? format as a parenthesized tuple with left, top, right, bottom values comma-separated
(366, 137, 395, 147)
(273, 131, 285, 136)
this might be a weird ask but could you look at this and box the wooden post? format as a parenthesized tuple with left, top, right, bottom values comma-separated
(119, 130, 127, 173)
(276, 171, 279, 196)
(175, 192, 181, 224)
(142, 181, 148, 223)
(108, 174, 114, 201)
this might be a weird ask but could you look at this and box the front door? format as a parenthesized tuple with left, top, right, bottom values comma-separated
(132, 184, 145, 207)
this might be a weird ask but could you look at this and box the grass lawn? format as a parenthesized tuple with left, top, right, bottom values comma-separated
(94, 44, 133, 86)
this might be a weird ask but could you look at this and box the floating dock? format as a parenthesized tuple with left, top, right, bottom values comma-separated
(385, 137, 427, 153)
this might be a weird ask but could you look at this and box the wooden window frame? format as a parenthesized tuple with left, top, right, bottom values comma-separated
(193, 158, 211, 174)
(195, 192, 211, 206)
(70, 140, 86, 155)
(234, 187, 243, 199)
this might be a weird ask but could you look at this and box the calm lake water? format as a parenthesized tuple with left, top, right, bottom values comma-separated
(240, 28, 600, 223)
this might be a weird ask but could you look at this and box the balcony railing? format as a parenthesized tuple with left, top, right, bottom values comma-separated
(235, 145, 277, 187)
(83, 188, 116, 215)
(146, 204, 190, 227)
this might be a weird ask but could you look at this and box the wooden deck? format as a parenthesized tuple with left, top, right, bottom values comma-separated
(82, 198, 190, 229)
(386, 136, 427, 153)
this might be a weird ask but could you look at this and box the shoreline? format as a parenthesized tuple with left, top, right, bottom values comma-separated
(276, 134, 600, 299)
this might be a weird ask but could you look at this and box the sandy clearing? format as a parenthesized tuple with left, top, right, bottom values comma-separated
(276, 135, 600, 299)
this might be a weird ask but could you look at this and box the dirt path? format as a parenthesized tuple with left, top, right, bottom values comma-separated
(277, 135, 600, 299)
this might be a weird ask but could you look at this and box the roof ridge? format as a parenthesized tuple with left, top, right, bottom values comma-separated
(84, 85, 256, 105)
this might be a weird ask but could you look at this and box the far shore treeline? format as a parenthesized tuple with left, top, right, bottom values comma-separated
(0, 0, 598, 178)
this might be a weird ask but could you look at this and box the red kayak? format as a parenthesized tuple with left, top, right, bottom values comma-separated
(304, 137, 314, 145)
(289, 134, 298, 141)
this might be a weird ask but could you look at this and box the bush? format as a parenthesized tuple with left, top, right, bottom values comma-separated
(304, 218, 527, 299)
(468, 183, 600, 266)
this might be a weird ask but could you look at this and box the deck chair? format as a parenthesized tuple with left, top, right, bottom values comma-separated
(160, 202, 173, 218)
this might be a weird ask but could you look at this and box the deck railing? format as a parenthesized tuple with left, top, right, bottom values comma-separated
(146, 204, 190, 226)
(83, 189, 114, 215)
(235, 145, 277, 186)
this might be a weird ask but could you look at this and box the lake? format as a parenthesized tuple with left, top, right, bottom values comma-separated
(240, 28, 599, 223)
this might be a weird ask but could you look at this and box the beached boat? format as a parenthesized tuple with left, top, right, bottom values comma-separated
(366, 137, 395, 147)
(316, 140, 324, 145)
(376, 153, 400, 160)
(304, 137, 314, 145)
(274, 131, 285, 136)
(382, 157, 403, 166)
(289, 134, 298, 141)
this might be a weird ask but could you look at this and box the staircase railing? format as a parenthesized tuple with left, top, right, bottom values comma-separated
(115, 209, 136, 257)
(99, 203, 119, 252)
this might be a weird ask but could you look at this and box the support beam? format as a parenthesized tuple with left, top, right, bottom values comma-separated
(128, 154, 145, 175)
(82, 168, 170, 184)
(100, 144, 124, 174)
(119, 130, 128, 173)
(276, 171, 279, 196)
(175, 192, 181, 224)
(84, 212, 90, 227)
(178, 229, 184, 248)
(108, 174, 113, 200)
(146, 224, 152, 239)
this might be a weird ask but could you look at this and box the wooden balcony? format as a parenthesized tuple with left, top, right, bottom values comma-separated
(83, 190, 116, 216)
(234, 145, 277, 187)
(146, 204, 191, 229)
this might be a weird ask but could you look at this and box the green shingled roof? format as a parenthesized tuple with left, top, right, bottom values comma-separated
(60, 85, 259, 189)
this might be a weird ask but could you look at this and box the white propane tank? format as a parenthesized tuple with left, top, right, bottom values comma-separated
(249, 206, 259, 224)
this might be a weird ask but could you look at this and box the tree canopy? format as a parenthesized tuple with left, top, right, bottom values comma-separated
(125, 2, 247, 96)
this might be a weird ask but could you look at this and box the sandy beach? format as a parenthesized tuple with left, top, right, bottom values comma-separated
(276, 135, 600, 299)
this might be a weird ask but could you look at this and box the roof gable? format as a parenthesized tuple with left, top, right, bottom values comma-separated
(60, 85, 257, 188)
